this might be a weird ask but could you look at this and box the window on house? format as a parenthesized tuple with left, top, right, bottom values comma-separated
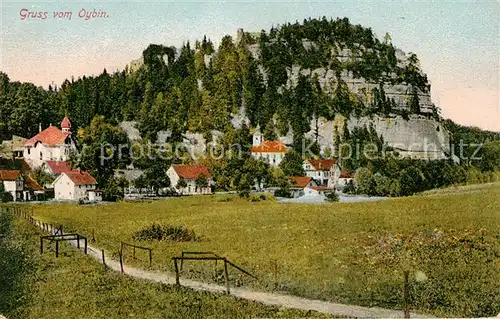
(40, 152, 43, 160)
(27, 148, 30, 155)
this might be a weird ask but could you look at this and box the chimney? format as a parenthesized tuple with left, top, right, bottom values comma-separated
(39, 123, 42, 132)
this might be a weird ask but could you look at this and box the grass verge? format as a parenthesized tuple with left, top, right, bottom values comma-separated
(29, 183, 500, 317)
(0, 212, 330, 318)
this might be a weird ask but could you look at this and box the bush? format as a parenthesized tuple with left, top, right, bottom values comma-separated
(373, 173, 392, 196)
(1, 191, 13, 203)
(132, 224, 197, 242)
(325, 191, 339, 202)
(274, 188, 292, 198)
(248, 193, 276, 202)
(216, 196, 233, 202)
(343, 182, 357, 194)
(238, 189, 250, 198)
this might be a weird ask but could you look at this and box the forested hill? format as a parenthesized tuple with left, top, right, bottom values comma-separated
(0, 17, 496, 145)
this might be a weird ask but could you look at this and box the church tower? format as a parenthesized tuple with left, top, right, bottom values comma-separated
(61, 116, 71, 133)
(253, 129, 263, 146)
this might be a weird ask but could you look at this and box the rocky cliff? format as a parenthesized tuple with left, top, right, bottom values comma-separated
(127, 22, 450, 159)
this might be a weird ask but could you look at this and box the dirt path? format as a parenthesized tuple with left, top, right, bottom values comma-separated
(39, 223, 430, 318)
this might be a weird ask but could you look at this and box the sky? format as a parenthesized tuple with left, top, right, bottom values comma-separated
(1, 0, 499, 131)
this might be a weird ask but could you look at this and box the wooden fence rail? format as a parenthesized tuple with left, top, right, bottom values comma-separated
(120, 241, 153, 267)
(172, 253, 258, 295)
(40, 233, 88, 257)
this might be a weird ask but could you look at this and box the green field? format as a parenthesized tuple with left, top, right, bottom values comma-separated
(0, 213, 331, 319)
(30, 183, 500, 317)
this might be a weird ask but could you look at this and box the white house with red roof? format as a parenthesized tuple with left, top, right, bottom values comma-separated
(53, 170, 101, 202)
(251, 130, 287, 167)
(0, 170, 43, 201)
(288, 176, 331, 197)
(303, 158, 340, 188)
(0, 170, 24, 201)
(166, 164, 213, 194)
(336, 171, 355, 190)
(23, 116, 75, 170)
(42, 160, 73, 177)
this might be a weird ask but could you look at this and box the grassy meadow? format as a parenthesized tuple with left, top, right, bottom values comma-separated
(30, 183, 500, 317)
(0, 212, 330, 319)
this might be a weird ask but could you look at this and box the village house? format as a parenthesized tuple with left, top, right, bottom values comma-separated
(166, 165, 213, 195)
(42, 160, 73, 177)
(303, 158, 340, 188)
(336, 171, 355, 190)
(251, 130, 287, 167)
(0, 170, 43, 201)
(288, 176, 331, 198)
(23, 116, 76, 170)
(53, 170, 102, 202)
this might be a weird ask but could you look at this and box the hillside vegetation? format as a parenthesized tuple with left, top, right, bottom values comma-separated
(0, 17, 432, 142)
(0, 212, 329, 318)
(31, 183, 500, 317)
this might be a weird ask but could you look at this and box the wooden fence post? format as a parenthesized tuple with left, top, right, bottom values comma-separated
(40, 237, 43, 254)
(102, 249, 106, 269)
(119, 251, 124, 273)
(77, 234, 80, 249)
(180, 251, 184, 271)
(404, 270, 410, 319)
(174, 258, 180, 285)
(223, 258, 230, 295)
(84, 237, 87, 255)
(214, 259, 218, 279)
(149, 249, 152, 267)
(273, 260, 278, 288)
(55, 240, 59, 258)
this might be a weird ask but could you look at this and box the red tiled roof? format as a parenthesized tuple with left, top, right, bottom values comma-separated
(45, 160, 72, 175)
(307, 159, 337, 171)
(63, 171, 97, 185)
(340, 171, 353, 178)
(61, 116, 71, 129)
(251, 141, 287, 153)
(289, 176, 313, 188)
(173, 165, 212, 180)
(311, 186, 331, 191)
(25, 175, 43, 191)
(23, 126, 71, 147)
(0, 170, 21, 181)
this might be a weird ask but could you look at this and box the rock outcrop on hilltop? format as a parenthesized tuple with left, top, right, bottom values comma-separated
(224, 28, 448, 158)
(125, 18, 450, 159)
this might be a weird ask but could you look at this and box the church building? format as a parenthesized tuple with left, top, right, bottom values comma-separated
(251, 130, 287, 167)
(23, 116, 76, 170)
